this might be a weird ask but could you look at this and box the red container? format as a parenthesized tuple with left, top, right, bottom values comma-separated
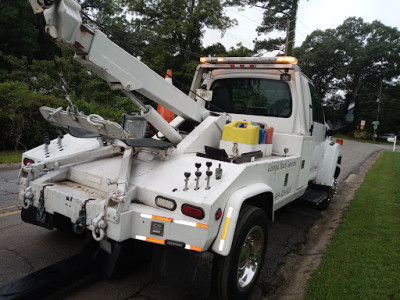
(265, 126, 274, 144)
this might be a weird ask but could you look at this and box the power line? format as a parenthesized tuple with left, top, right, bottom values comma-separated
(226, 7, 261, 25)
(224, 31, 254, 48)
(81, 11, 204, 58)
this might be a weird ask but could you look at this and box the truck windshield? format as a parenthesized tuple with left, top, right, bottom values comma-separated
(208, 78, 292, 117)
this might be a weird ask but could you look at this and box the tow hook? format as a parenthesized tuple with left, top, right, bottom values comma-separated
(22, 187, 34, 209)
(92, 216, 107, 241)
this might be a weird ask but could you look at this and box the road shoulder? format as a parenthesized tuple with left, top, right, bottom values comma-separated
(266, 151, 381, 300)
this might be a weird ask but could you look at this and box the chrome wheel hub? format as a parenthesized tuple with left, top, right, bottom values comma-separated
(237, 225, 265, 291)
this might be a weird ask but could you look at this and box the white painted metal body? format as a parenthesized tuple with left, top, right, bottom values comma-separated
(20, 0, 343, 258)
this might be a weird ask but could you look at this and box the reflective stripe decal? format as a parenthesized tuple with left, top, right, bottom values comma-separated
(174, 219, 208, 229)
(152, 215, 173, 222)
(140, 213, 173, 223)
(146, 237, 165, 245)
(185, 245, 202, 252)
(196, 223, 209, 229)
(173, 219, 194, 226)
(136, 235, 201, 251)
(219, 207, 233, 251)
(135, 235, 165, 245)
(141, 214, 208, 229)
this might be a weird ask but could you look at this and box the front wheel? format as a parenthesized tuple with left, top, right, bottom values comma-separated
(213, 205, 268, 300)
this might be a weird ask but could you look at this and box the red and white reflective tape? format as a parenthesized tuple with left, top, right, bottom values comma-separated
(219, 207, 233, 251)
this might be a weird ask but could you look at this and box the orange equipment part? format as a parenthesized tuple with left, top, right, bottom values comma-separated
(157, 69, 175, 123)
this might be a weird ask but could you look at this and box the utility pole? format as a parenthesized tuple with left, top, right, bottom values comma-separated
(285, 19, 290, 55)
(373, 80, 382, 142)
(377, 80, 382, 122)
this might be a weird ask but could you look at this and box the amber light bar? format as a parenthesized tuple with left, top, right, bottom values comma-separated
(200, 56, 298, 65)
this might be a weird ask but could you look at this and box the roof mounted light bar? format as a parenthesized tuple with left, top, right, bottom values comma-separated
(199, 56, 298, 65)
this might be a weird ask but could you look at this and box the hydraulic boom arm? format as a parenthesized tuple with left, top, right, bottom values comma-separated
(28, 0, 208, 125)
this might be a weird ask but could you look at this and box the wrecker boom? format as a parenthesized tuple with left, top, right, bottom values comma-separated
(28, 0, 208, 126)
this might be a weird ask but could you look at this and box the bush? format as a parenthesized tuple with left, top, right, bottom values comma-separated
(0, 81, 64, 150)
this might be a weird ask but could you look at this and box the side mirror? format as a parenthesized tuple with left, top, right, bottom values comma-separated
(344, 94, 358, 125)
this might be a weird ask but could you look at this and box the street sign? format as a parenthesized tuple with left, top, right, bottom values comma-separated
(372, 121, 380, 125)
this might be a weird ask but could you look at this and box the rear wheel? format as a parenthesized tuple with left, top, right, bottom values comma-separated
(213, 205, 268, 300)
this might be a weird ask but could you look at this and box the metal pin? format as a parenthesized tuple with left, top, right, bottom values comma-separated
(184, 172, 191, 191)
(205, 170, 213, 190)
(195, 171, 202, 190)
(206, 161, 212, 172)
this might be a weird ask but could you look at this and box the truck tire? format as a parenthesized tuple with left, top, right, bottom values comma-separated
(213, 205, 268, 300)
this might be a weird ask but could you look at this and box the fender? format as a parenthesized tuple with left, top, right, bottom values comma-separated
(211, 183, 272, 256)
(314, 140, 342, 186)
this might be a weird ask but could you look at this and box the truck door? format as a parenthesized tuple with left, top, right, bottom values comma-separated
(309, 84, 326, 178)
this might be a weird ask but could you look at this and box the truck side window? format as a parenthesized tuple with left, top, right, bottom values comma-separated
(309, 84, 325, 124)
(208, 78, 292, 118)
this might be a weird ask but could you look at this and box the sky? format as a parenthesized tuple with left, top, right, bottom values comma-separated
(203, 0, 400, 52)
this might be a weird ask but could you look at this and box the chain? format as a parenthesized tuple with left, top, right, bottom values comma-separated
(73, 199, 94, 234)
(36, 184, 53, 220)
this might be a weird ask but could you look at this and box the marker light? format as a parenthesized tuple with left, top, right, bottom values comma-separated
(215, 208, 222, 220)
(199, 56, 298, 65)
(276, 56, 298, 65)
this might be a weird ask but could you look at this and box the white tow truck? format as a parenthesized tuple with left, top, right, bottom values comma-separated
(20, 0, 346, 298)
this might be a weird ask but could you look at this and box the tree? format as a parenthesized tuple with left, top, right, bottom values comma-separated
(126, 0, 235, 60)
(227, 0, 299, 54)
(294, 17, 400, 133)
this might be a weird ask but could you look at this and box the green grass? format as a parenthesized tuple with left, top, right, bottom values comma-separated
(306, 151, 400, 300)
(0, 151, 23, 164)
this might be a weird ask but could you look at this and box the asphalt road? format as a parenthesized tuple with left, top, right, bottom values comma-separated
(0, 140, 397, 299)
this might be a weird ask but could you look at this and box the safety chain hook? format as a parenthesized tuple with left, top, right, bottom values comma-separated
(73, 199, 94, 234)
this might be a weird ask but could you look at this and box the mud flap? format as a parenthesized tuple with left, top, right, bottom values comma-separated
(21, 206, 54, 230)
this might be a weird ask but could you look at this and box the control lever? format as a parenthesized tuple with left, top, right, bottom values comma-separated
(195, 171, 202, 190)
(205, 170, 213, 190)
(183, 172, 191, 191)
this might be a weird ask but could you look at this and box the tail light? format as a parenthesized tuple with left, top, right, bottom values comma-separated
(23, 158, 35, 166)
(181, 204, 204, 220)
(336, 139, 344, 145)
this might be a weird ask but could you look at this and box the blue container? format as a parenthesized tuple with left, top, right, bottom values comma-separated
(258, 125, 266, 144)
(252, 122, 266, 144)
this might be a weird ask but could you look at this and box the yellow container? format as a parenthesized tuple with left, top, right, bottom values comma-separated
(221, 121, 259, 145)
